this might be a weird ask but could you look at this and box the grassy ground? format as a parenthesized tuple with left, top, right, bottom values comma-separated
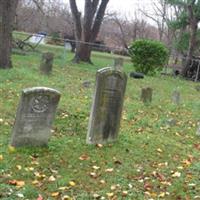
(1, 43, 200, 200)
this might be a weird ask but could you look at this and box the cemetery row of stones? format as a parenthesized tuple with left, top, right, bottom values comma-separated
(9, 55, 197, 147)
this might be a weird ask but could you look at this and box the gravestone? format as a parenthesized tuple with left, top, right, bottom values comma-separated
(196, 121, 200, 136)
(87, 67, 127, 144)
(10, 87, 61, 147)
(40, 52, 54, 75)
(113, 58, 124, 71)
(141, 87, 153, 104)
(172, 90, 180, 105)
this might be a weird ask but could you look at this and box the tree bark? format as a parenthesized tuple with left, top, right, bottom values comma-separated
(69, 0, 109, 63)
(181, 3, 198, 77)
(0, 0, 18, 69)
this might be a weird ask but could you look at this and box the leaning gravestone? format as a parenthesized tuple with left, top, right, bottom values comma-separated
(10, 87, 61, 147)
(87, 67, 127, 144)
(172, 90, 180, 105)
(40, 52, 54, 75)
(141, 87, 153, 104)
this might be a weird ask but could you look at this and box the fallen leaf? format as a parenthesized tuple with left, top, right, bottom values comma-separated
(106, 193, 114, 198)
(48, 175, 56, 182)
(172, 171, 181, 178)
(90, 172, 98, 178)
(92, 165, 100, 170)
(105, 168, 113, 173)
(16, 193, 24, 198)
(96, 144, 103, 148)
(16, 165, 22, 170)
(32, 180, 39, 185)
(93, 193, 101, 199)
(122, 191, 128, 197)
(79, 154, 90, 161)
(157, 148, 163, 153)
(51, 192, 60, 197)
(158, 192, 166, 198)
(0, 154, 3, 161)
(62, 195, 72, 200)
(8, 145, 16, 153)
(69, 181, 76, 187)
(8, 180, 25, 188)
(37, 194, 43, 200)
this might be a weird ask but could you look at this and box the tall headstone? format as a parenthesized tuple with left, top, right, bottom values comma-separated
(172, 90, 180, 105)
(141, 87, 153, 104)
(10, 87, 61, 147)
(40, 52, 54, 75)
(87, 67, 127, 144)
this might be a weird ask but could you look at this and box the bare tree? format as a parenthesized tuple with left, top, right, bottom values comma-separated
(69, 0, 109, 63)
(0, 0, 19, 69)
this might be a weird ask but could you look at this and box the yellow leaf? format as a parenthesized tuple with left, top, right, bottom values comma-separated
(92, 165, 100, 170)
(157, 148, 163, 153)
(69, 181, 76, 187)
(8, 145, 16, 153)
(158, 192, 166, 198)
(0, 154, 3, 161)
(105, 168, 113, 173)
(16, 165, 22, 170)
(48, 175, 56, 182)
(172, 171, 181, 177)
(106, 193, 114, 197)
(122, 191, 128, 197)
(62, 195, 72, 200)
(32, 180, 39, 185)
(51, 192, 60, 197)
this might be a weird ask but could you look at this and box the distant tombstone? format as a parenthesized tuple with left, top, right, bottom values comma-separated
(10, 87, 61, 147)
(40, 52, 54, 75)
(87, 67, 127, 144)
(113, 58, 124, 71)
(196, 122, 200, 136)
(141, 87, 153, 104)
(172, 90, 180, 105)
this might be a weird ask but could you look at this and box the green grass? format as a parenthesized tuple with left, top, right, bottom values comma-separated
(1, 43, 200, 200)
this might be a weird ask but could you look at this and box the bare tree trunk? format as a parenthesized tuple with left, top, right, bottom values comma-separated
(181, 4, 198, 77)
(69, 0, 109, 63)
(0, 0, 18, 69)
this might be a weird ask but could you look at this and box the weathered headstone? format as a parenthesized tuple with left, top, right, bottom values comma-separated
(113, 58, 124, 71)
(196, 121, 200, 136)
(87, 67, 127, 144)
(141, 87, 153, 104)
(10, 87, 61, 147)
(40, 52, 54, 75)
(172, 90, 180, 105)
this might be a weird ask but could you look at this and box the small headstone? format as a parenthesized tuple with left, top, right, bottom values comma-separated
(10, 87, 61, 147)
(130, 72, 144, 79)
(40, 52, 54, 75)
(195, 85, 200, 91)
(87, 67, 127, 144)
(172, 90, 180, 104)
(141, 87, 153, 104)
(196, 122, 200, 136)
(113, 58, 123, 71)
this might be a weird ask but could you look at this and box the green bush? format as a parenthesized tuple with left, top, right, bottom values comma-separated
(129, 39, 169, 75)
